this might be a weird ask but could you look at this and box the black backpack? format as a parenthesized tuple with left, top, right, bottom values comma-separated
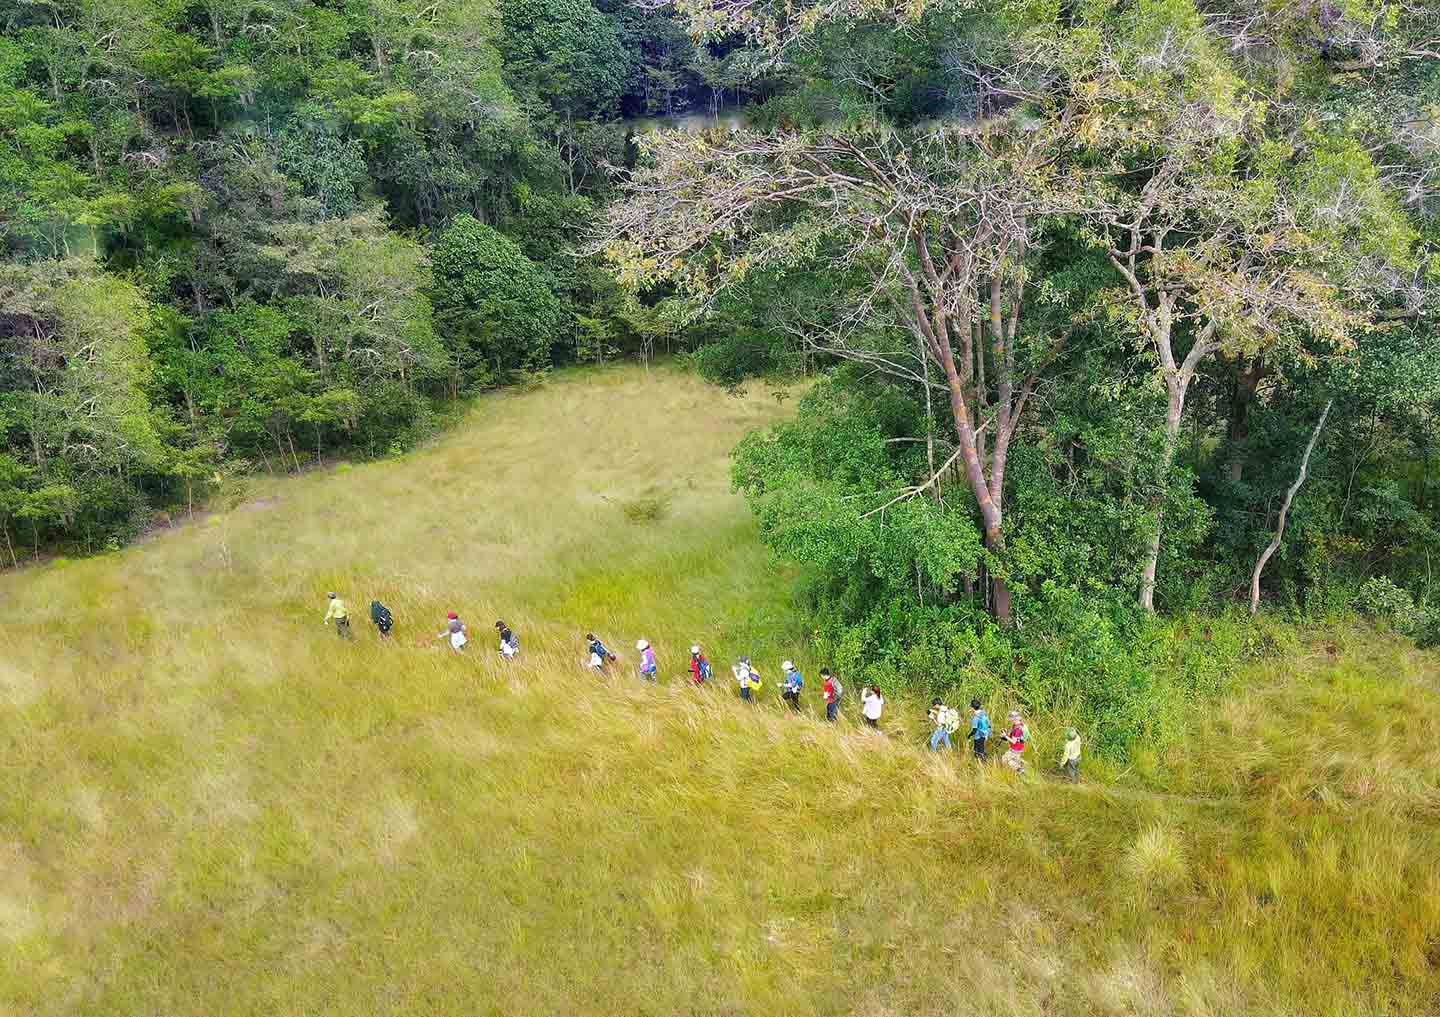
(371, 601, 393, 630)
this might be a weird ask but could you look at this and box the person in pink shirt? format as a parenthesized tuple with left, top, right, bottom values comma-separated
(1002, 710, 1027, 773)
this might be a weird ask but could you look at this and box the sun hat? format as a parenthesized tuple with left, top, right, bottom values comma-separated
(1007, 710, 1020, 720)
(782, 660, 794, 670)
(636, 639, 649, 650)
(690, 645, 701, 654)
(327, 592, 336, 598)
(447, 611, 457, 620)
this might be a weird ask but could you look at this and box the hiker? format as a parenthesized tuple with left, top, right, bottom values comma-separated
(1002, 710, 1027, 773)
(688, 645, 712, 686)
(496, 620, 519, 661)
(370, 600, 393, 639)
(821, 668, 843, 722)
(732, 657, 761, 701)
(860, 685, 885, 728)
(780, 660, 803, 712)
(323, 592, 351, 640)
(636, 639, 657, 681)
(969, 699, 991, 761)
(586, 633, 616, 673)
(928, 698, 960, 752)
(1060, 728, 1082, 783)
(438, 612, 467, 652)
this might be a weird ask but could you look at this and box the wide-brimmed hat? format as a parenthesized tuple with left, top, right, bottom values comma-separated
(782, 660, 794, 671)
(636, 639, 649, 650)
(690, 645, 701, 654)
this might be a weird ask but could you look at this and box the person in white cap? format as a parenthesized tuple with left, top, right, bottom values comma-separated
(636, 639, 657, 681)
(1002, 710, 1028, 773)
(688, 645, 711, 686)
(780, 660, 803, 712)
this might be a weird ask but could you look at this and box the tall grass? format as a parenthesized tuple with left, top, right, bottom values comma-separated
(0, 365, 1437, 1016)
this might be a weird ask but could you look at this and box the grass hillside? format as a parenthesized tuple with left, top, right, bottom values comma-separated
(2, 366, 1438, 1017)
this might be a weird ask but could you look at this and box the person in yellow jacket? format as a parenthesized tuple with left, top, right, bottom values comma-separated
(323, 592, 352, 640)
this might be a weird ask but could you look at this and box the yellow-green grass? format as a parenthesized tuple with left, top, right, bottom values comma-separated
(2, 365, 1438, 1016)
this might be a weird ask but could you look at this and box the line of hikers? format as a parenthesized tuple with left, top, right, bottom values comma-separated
(322, 593, 1083, 780)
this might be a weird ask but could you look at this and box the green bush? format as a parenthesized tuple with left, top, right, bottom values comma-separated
(432, 216, 567, 380)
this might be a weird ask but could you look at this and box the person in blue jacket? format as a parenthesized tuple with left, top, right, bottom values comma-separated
(970, 698, 991, 761)
(780, 660, 803, 712)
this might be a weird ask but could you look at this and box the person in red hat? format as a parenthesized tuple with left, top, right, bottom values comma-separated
(438, 612, 467, 652)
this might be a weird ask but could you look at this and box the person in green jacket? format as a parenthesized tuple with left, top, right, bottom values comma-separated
(1060, 728, 1082, 783)
(323, 592, 351, 640)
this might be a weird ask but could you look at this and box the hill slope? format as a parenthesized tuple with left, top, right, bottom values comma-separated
(2, 366, 1438, 1017)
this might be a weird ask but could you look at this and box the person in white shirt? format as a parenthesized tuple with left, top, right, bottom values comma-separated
(860, 685, 885, 728)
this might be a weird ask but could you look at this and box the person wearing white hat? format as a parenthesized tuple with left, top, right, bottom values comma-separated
(780, 660, 803, 712)
(688, 645, 711, 686)
(636, 639, 657, 681)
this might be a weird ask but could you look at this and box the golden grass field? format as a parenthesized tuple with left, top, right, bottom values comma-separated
(1, 365, 1438, 1016)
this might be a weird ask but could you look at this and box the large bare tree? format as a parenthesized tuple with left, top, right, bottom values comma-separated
(600, 105, 1087, 624)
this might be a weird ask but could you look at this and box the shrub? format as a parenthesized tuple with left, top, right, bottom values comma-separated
(1353, 576, 1421, 628)
(622, 495, 668, 524)
(432, 216, 567, 379)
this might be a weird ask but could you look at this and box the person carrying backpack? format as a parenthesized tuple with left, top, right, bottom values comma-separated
(860, 685, 885, 729)
(688, 645, 712, 686)
(1002, 710, 1027, 773)
(732, 657, 761, 702)
(369, 600, 393, 638)
(438, 612, 467, 652)
(821, 669, 843, 722)
(780, 661, 803, 712)
(323, 592, 351, 640)
(586, 633, 616, 673)
(496, 620, 519, 661)
(636, 639, 657, 681)
(969, 699, 991, 761)
(928, 698, 960, 752)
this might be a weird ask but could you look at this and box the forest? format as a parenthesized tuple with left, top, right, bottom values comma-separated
(2, 2, 1438, 687)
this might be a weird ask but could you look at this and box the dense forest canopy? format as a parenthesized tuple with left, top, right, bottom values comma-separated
(0, 0, 756, 557)
(2, 0, 1438, 709)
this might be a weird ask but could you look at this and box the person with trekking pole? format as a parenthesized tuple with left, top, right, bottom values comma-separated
(688, 645, 712, 686)
(780, 660, 803, 712)
(821, 668, 843, 722)
(969, 699, 991, 761)
(323, 592, 351, 640)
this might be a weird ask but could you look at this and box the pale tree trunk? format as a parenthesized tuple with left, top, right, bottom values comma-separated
(1139, 381, 1187, 612)
(1249, 399, 1332, 615)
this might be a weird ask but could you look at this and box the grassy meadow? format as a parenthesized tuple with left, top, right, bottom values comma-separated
(1, 365, 1438, 1016)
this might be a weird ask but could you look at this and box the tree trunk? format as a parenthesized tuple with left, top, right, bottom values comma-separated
(1226, 356, 1266, 484)
(1250, 400, 1332, 615)
(1140, 385, 1186, 613)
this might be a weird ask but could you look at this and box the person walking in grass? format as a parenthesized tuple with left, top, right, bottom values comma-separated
(1002, 710, 1027, 774)
(586, 633, 616, 673)
(688, 645, 711, 686)
(496, 620, 519, 661)
(860, 685, 885, 728)
(1060, 728, 1082, 783)
(438, 612, 467, 652)
(323, 592, 351, 640)
(370, 600, 393, 639)
(969, 699, 991, 762)
(636, 639, 657, 681)
(928, 698, 960, 752)
(732, 657, 760, 702)
(780, 660, 803, 712)
(821, 668, 842, 722)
